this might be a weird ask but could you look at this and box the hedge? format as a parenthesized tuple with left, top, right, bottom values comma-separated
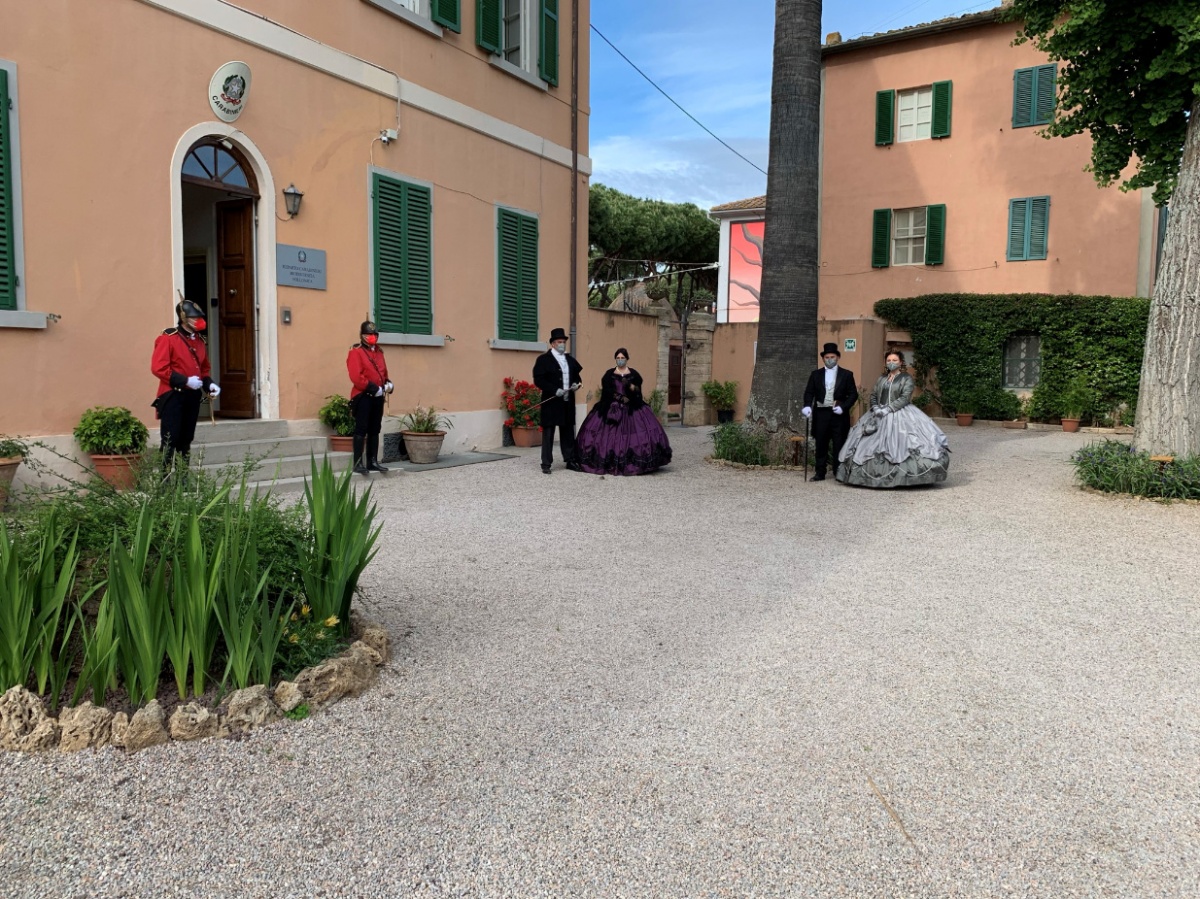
(873, 293, 1149, 422)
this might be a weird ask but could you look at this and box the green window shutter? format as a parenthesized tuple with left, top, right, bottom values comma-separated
(1013, 67, 1034, 128)
(372, 174, 433, 334)
(497, 208, 538, 341)
(431, 0, 461, 32)
(1027, 196, 1049, 259)
(871, 209, 892, 268)
(931, 80, 952, 139)
(403, 183, 433, 334)
(875, 90, 895, 146)
(538, 0, 559, 85)
(1007, 198, 1030, 260)
(0, 70, 16, 311)
(924, 204, 946, 265)
(1033, 64, 1056, 125)
(476, 0, 501, 53)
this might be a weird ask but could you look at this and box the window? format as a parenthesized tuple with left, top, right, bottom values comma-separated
(477, 0, 558, 85)
(871, 205, 946, 268)
(875, 81, 951, 145)
(497, 207, 538, 342)
(1013, 64, 1055, 128)
(1007, 196, 1050, 261)
(360, 0, 460, 34)
(0, 67, 18, 312)
(371, 173, 433, 335)
(1004, 334, 1042, 389)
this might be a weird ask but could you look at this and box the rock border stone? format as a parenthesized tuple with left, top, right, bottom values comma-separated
(704, 455, 810, 472)
(0, 615, 391, 754)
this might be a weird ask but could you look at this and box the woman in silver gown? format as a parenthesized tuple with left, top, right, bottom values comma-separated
(836, 350, 950, 488)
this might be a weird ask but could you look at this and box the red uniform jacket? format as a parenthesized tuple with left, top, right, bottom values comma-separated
(346, 343, 389, 400)
(151, 328, 212, 398)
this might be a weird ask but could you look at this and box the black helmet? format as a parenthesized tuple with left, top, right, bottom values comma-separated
(177, 300, 206, 321)
(360, 320, 378, 336)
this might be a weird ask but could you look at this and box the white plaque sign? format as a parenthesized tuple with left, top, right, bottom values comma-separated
(208, 62, 252, 123)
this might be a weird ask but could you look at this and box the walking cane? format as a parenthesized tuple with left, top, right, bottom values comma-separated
(804, 414, 810, 482)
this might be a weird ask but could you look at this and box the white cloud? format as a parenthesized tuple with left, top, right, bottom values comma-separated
(591, 135, 768, 209)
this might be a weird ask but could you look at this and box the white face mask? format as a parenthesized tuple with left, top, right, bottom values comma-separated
(824, 358, 838, 369)
(615, 358, 628, 368)
(886, 361, 901, 371)
(553, 342, 566, 353)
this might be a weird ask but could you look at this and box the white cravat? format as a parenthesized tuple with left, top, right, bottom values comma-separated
(552, 348, 570, 390)
(822, 365, 838, 406)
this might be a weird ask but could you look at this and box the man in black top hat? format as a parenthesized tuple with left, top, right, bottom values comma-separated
(802, 342, 858, 481)
(532, 327, 583, 474)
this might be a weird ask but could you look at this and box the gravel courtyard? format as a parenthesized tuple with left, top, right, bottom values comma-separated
(2, 424, 1198, 898)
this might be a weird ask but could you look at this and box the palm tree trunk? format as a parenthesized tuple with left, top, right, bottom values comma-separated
(746, 0, 823, 434)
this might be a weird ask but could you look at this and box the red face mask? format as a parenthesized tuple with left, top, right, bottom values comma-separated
(189, 317, 207, 332)
(363, 334, 377, 346)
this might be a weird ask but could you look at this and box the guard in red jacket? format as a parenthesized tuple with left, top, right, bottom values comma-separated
(151, 300, 220, 468)
(346, 320, 393, 475)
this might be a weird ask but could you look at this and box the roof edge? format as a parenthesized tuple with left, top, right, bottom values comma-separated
(822, 8, 1008, 57)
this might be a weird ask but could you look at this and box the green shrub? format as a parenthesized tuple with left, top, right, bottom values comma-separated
(317, 395, 355, 437)
(0, 437, 30, 460)
(710, 423, 783, 466)
(700, 380, 738, 411)
(874, 293, 1148, 423)
(1072, 440, 1200, 500)
(398, 406, 453, 433)
(73, 406, 149, 455)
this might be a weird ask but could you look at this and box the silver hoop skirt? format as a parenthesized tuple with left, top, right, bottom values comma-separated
(836, 405, 950, 488)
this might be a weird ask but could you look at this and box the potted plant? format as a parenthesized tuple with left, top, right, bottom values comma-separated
(648, 388, 667, 426)
(1060, 377, 1095, 433)
(73, 406, 149, 489)
(501, 377, 542, 448)
(398, 406, 453, 463)
(318, 394, 356, 452)
(948, 389, 976, 426)
(701, 379, 738, 424)
(0, 437, 30, 507)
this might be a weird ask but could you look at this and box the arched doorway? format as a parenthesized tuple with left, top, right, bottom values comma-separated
(180, 139, 259, 418)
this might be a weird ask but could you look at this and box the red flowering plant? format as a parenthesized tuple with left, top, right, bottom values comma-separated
(502, 377, 543, 430)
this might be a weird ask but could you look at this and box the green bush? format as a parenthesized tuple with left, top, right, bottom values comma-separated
(398, 406, 453, 433)
(1072, 440, 1200, 500)
(874, 293, 1148, 422)
(317, 395, 355, 437)
(700, 380, 738, 411)
(710, 423, 782, 466)
(73, 406, 149, 455)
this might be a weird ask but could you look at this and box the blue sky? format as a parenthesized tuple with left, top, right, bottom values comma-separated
(589, 0, 1000, 209)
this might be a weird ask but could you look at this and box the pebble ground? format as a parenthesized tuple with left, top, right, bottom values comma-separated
(2, 425, 1198, 898)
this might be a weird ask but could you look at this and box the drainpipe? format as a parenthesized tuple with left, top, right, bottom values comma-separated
(569, 0, 580, 348)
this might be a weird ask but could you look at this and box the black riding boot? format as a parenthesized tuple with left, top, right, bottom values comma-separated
(352, 435, 369, 476)
(367, 434, 388, 472)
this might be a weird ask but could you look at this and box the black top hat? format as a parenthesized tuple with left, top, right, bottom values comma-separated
(548, 327, 568, 343)
(821, 342, 841, 357)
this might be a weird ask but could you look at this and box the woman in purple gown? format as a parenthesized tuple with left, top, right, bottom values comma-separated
(575, 348, 672, 475)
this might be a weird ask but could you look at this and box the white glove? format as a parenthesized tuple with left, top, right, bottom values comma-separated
(374, 386, 384, 397)
(875, 406, 888, 415)
(556, 388, 566, 398)
(569, 382, 581, 392)
(833, 406, 843, 415)
(186, 375, 203, 390)
(802, 406, 812, 419)
(209, 383, 221, 397)
(384, 380, 394, 394)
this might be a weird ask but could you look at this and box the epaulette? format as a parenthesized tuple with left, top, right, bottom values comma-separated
(162, 327, 178, 336)
(351, 342, 363, 349)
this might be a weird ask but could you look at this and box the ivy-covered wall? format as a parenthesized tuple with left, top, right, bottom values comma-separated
(873, 294, 1149, 422)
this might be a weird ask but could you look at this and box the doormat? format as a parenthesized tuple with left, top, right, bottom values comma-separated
(386, 451, 518, 473)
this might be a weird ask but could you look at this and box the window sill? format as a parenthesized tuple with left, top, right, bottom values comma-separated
(0, 310, 49, 329)
(360, 0, 444, 38)
(488, 56, 548, 92)
(489, 339, 547, 352)
(378, 333, 446, 347)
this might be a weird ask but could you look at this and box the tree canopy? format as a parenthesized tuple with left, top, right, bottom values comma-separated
(1005, 0, 1200, 205)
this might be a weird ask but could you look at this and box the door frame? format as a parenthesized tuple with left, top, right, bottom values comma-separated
(169, 123, 279, 419)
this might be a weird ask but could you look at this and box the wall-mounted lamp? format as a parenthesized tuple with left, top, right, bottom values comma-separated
(282, 183, 304, 218)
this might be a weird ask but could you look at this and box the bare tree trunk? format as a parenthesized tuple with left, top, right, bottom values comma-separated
(746, 0, 823, 434)
(1134, 97, 1200, 457)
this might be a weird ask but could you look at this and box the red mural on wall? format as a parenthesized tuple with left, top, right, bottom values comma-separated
(728, 220, 764, 323)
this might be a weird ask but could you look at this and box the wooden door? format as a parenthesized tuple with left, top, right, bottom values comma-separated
(668, 345, 682, 405)
(216, 199, 255, 418)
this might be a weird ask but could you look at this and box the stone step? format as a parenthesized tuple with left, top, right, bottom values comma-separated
(241, 469, 398, 496)
(189, 436, 330, 466)
(202, 452, 353, 482)
(189, 419, 292, 444)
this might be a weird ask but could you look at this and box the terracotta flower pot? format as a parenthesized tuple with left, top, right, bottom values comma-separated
(510, 425, 541, 448)
(401, 431, 445, 464)
(1061, 418, 1082, 433)
(91, 453, 141, 490)
(329, 434, 354, 452)
(955, 413, 975, 426)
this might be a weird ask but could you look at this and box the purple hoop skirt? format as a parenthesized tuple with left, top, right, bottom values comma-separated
(576, 403, 672, 475)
